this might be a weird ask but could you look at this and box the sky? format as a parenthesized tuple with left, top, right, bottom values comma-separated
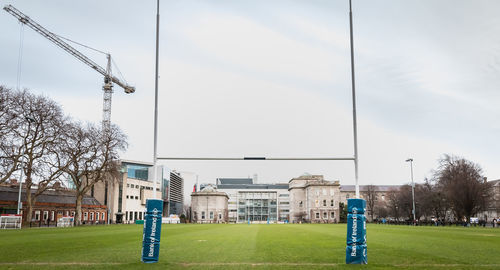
(1, 0, 499, 197)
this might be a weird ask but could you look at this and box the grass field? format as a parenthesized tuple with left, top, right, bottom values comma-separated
(0, 224, 499, 269)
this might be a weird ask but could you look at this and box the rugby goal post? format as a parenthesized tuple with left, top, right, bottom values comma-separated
(0, 214, 22, 229)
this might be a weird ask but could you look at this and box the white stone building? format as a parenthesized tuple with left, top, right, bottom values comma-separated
(191, 186, 229, 223)
(289, 175, 341, 223)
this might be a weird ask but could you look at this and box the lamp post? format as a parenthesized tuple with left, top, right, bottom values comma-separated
(16, 161, 24, 214)
(405, 158, 416, 224)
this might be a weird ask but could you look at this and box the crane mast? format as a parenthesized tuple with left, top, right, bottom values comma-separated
(3, 4, 135, 132)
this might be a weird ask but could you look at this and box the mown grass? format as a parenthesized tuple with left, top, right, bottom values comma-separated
(0, 224, 499, 269)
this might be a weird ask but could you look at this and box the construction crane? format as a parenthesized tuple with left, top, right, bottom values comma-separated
(3, 5, 135, 132)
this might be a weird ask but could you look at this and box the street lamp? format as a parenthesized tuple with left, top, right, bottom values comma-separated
(405, 158, 416, 224)
(16, 160, 24, 214)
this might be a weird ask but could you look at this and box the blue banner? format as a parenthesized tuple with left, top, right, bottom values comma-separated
(345, 198, 367, 264)
(141, 199, 163, 263)
(346, 214, 366, 245)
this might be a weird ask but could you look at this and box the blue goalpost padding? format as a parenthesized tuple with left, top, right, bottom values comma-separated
(141, 199, 163, 263)
(345, 198, 367, 264)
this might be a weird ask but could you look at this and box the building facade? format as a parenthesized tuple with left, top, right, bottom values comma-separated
(191, 186, 228, 223)
(169, 172, 184, 216)
(93, 160, 184, 223)
(0, 184, 107, 226)
(216, 178, 290, 223)
(289, 175, 341, 223)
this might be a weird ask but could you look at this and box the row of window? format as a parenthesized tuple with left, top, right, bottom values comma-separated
(315, 211, 336, 219)
(314, 188, 336, 196)
(200, 211, 222, 220)
(32, 210, 105, 221)
(126, 183, 160, 191)
(317, 199, 336, 207)
(125, 211, 143, 221)
(126, 195, 139, 200)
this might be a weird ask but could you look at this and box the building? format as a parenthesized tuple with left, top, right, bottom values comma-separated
(168, 172, 184, 216)
(191, 185, 228, 223)
(93, 160, 184, 223)
(479, 179, 500, 221)
(189, 175, 403, 224)
(0, 183, 107, 226)
(289, 175, 341, 223)
(216, 178, 290, 223)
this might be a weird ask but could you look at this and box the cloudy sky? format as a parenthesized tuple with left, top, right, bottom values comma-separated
(1, 0, 499, 192)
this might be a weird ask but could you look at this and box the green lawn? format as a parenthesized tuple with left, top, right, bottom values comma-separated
(0, 224, 499, 269)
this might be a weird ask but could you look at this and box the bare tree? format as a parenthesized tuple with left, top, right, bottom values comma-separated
(419, 178, 449, 222)
(0, 87, 25, 184)
(10, 90, 68, 225)
(182, 204, 191, 223)
(386, 189, 401, 221)
(61, 122, 127, 226)
(363, 184, 378, 221)
(434, 155, 491, 224)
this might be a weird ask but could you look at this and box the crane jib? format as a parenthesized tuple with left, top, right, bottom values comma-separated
(3, 4, 135, 94)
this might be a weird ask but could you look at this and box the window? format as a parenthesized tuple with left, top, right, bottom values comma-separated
(299, 201, 303, 208)
(331, 200, 334, 207)
(322, 188, 327, 195)
(135, 196, 138, 200)
(65, 211, 69, 216)
(330, 188, 334, 196)
(126, 195, 129, 199)
(84, 212, 88, 221)
(323, 212, 327, 219)
(51, 211, 55, 221)
(219, 214, 222, 220)
(315, 212, 320, 219)
(201, 211, 206, 220)
(139, 212, 143, 220)
(90, 212, 94, 221)
(323, 200, 327, 206)
(315, 200, 319, 207)
(315, 189, 320, 196)
(35, 210, 40, 221)
(127, 184, 130, 188)
(71, 211, 75, 217)
(101, 213, 105, 220)
(279, 201, 289, 205)
(43, 211, 49, 220)
(96, 212, 100, 221)
(331, 212, 335, 218)
(210, 211, 214, 220)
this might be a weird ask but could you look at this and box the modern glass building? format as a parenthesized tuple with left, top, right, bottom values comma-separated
(216, 178, 289, 223)
(238, 191, 277, 222)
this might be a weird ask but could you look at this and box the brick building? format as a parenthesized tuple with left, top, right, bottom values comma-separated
(0, 184, 107, 227)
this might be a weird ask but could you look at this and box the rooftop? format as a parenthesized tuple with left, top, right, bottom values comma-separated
(0, 186, 104, 206)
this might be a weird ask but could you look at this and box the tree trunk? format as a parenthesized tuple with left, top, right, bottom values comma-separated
(74, 193, 83, 226)
(24, 186, 33, 227)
